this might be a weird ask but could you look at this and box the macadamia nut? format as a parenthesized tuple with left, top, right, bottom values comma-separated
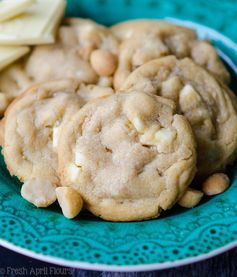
(21, 178, 57, 207)
(178, 188, 203, 208)
(202, 173, 230, 196)
(90, 49, 118, 76)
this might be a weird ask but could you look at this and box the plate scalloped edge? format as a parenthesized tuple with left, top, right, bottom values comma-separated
(0, 239, 237, 272)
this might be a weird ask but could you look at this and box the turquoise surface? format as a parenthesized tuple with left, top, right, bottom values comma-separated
(66, 0, 237, 42)
(0, 0, 237, 270)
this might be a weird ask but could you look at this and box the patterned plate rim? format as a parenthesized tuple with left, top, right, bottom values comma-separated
(0, 239, 237, 272)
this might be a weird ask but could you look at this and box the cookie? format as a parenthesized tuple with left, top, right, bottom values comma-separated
(111, 20, 229, 89)
(0, 63, 32, 116)
(0, 18, 119, 117)
(3, 79, 113, 207)
(121, 56, 237, 177)
(26, 18, 118, 84)
(111, 19, 196, 41)
(58, 92, 196, 221)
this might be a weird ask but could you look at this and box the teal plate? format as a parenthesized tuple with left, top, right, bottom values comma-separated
(1, 0, 237, 272)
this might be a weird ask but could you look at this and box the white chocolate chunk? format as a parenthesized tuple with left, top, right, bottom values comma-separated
(56, 187, 83, 219)
(52, 126, 59, 148)
(139, 124, 160, 146)
(161, 76, 182, 101)
(180, 84, 200, 100)
(20, 0, 65, 45)
(68, 163, 82, 182)
(0, 0, 65, 45)
(124, 93, 159, 126)
(75, 151, 85, 167)
(0, 0, 34, 22)
(132, 116, 146, 133)
(155, 128, 176, 142)
(155, 128, 177, 152)
(21, 178, 57, 207)
(179, 84, 201, 111)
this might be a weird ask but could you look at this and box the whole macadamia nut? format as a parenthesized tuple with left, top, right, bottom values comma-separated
(178, 188, 204, 208)
(202, 173, 230, 196)
(90, 49, 118, 76)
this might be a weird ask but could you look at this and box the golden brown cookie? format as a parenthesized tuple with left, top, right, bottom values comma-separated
(26, 18, 118, 84)
(0, 63, 32, 116)
(58, 92, 196, 221)
(121, 56, 237, 177)
(111, 19, 195, 41)
(111, 20, 229, 89)
(3, 79, 113, 207)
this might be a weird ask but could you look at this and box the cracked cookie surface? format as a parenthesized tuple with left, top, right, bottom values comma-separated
(111, 20, 229, 89)
(121, 56, 237, 177)
(3, 79, 113, 207)
(58, 92, 196, 221)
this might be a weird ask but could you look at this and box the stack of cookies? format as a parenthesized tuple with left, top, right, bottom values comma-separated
(1, 18, 237, 221)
